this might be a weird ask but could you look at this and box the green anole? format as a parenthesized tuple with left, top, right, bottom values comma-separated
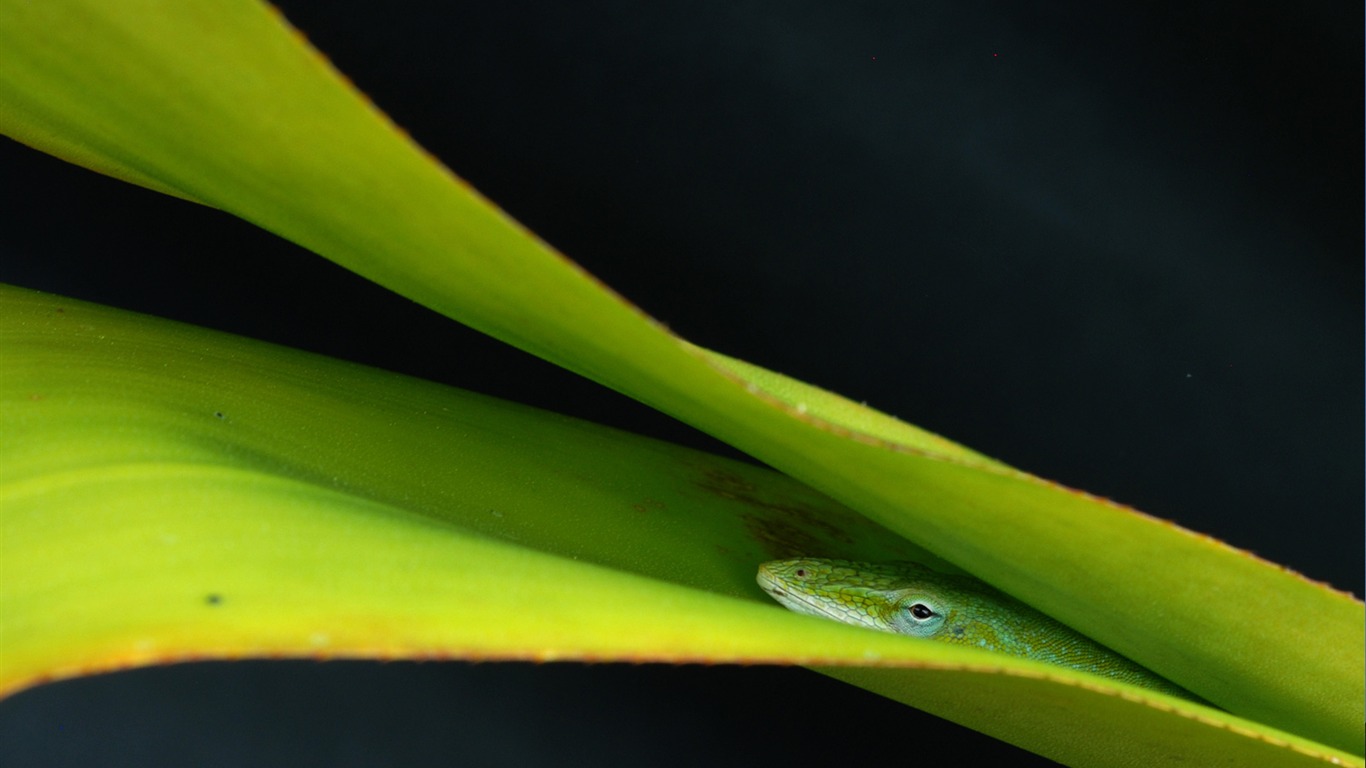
(757, 557, 1201, 701)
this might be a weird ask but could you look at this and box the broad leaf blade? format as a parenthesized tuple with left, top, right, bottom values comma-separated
(2, 285, 1359, 768)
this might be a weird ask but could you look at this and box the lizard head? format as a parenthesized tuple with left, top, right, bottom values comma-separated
(756, 558, 959, 635)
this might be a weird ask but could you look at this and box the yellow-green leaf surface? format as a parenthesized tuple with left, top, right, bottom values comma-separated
(0, 0, 1359, 760)
(2, 285, 1359, 768)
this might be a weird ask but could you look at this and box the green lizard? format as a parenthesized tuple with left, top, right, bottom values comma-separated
(756, 557, 1200, 701)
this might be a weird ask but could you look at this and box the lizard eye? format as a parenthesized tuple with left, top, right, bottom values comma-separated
(908, 603, 935, 620)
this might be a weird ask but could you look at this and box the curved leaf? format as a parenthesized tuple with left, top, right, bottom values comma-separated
(2, 285, 1360, 768)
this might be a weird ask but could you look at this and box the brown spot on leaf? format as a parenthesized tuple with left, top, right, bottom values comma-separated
(630, 496, 667, 514)
(692, 461, 861, 558)
(742, 513, 829, 560)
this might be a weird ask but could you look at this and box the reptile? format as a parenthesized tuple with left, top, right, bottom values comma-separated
(756, 557, 1200, 701)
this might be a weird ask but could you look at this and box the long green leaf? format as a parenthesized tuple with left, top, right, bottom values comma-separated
(2, 284, 1359, 768)
(0, 0, 1359, 757)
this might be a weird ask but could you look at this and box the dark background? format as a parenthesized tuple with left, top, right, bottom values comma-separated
(1, 2, 1360, 765)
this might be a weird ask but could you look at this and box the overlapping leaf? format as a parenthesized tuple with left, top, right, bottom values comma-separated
(3, 286, 1356, 767)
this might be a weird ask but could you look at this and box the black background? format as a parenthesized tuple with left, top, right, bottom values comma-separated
(1, 2, 1360, 766)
